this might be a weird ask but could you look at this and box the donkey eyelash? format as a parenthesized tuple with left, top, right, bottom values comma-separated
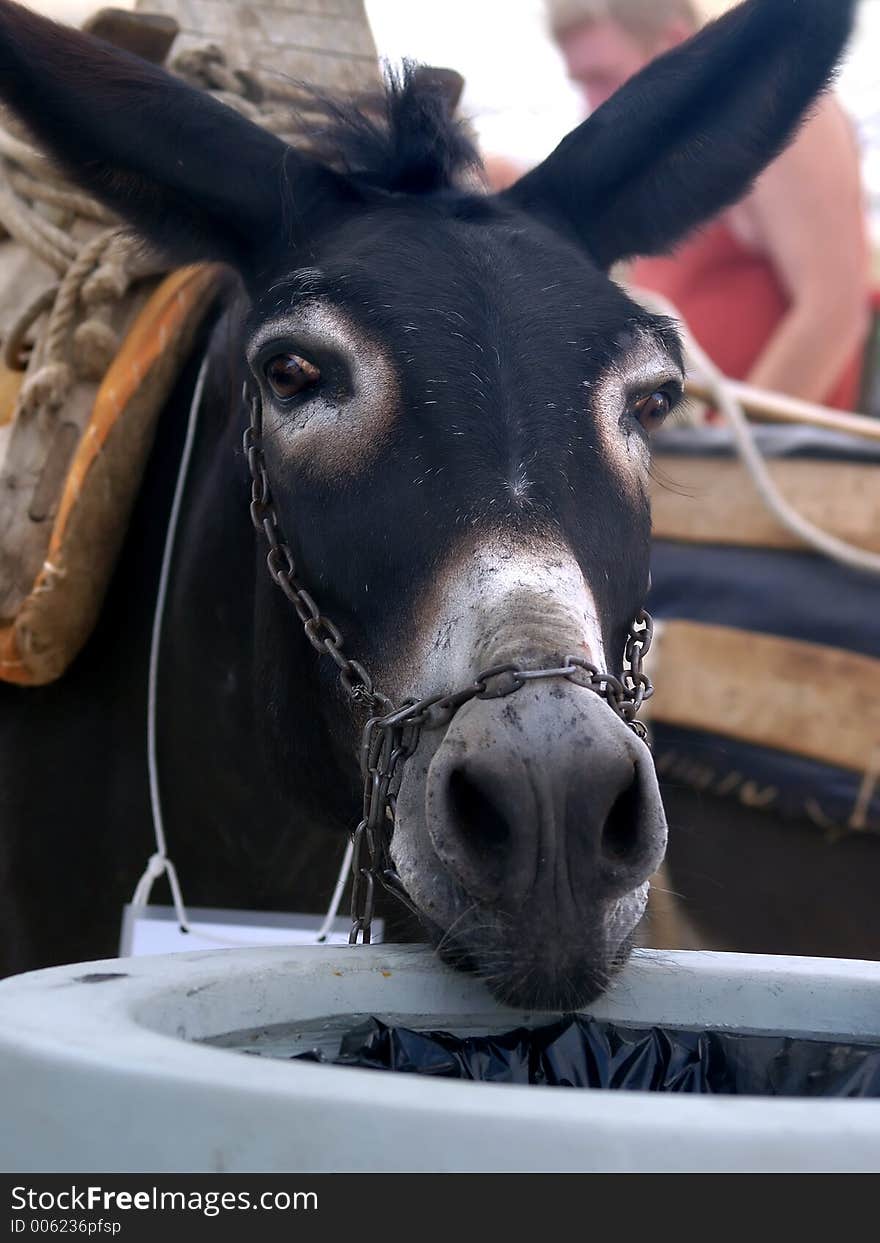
(669, 394, 696, 425)
(644, 379, 684, 407)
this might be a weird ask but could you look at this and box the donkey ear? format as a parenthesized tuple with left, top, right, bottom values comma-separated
(0, 0, 355, 271)
(504, 0, 857, 269)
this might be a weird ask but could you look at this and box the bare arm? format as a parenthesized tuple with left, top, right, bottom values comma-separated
(743, 95, 870, 404)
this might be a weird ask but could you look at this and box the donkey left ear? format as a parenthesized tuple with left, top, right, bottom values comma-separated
(504, 0, 857, 268)
(0, 0, 357, 272)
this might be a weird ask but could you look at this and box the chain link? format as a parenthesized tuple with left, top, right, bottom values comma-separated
(243, 385, 654, 943)
(242, 389, 385, 712)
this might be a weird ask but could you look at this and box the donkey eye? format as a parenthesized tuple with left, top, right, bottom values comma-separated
(631, 390, 672, 432)
(264, 352, 320, 400)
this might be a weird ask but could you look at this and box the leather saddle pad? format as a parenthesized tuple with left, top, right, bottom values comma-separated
(0, 264, 220, 685)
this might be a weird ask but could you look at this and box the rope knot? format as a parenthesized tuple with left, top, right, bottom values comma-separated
(143, 852, 168, 882)
(172, 44, 264, 102)
(73, 317, 119, 380)
(20, 360, 72, 412)
(81, 260, 129, 305)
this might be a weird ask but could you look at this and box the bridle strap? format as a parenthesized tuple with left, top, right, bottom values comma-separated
(243, 383, 654, 943)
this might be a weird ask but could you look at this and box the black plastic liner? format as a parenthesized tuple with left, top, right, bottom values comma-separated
(297, 1016, 880, 1096)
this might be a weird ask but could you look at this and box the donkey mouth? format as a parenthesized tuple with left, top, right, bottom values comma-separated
(395, 857, 651, 1011)
(388, 677, 665, 1010)
(418, 886, 647, 1011)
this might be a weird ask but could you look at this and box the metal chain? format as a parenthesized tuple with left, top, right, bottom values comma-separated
(243, 385, 388, 713)
(242, 385, 654, 944)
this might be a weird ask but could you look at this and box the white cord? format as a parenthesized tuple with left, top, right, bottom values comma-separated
(131, 355, 353, 944)
(633, 288, 880, 578)
(133, 354, 210, 930)
(314, 838, 354, 942)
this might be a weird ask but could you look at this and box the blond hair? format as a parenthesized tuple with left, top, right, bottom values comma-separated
(546, 0, 700, 44)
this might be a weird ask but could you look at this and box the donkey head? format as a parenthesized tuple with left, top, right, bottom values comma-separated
(0, 0, 855, 1006)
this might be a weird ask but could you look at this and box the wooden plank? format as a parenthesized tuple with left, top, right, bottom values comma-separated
(83, 10, 179, 63)
(138, 0, 380, 89)
(648, 620, 880, 776)
(650, 455, 880, 553)
(153, 0, 369, 19)
(168, 33, 377, 92)
(686, 374, 880, 444)
(175, 3, 377, 57)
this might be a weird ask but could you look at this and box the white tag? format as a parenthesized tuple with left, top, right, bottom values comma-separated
(119, 904, 383, 957)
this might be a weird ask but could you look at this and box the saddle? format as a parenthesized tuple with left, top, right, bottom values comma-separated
(0, 263, 221, 685)
(0, 1, 385, 687)
(646, 421, 880, 838)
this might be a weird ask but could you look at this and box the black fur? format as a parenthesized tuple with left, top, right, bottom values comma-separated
(307, 62, 480, 193)
(0, 0, 352, 267)
(0, 0, 858, 990)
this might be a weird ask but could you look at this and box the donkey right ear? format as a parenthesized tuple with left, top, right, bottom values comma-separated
(504, 0, 857, 269)
(0, 0, 356, 271)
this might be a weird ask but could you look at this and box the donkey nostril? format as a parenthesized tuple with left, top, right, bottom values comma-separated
(601, 768, 642, 862)
(448, 766, 511, 854)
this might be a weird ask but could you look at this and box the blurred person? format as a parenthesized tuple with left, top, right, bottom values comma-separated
(545, 0, 871, 410)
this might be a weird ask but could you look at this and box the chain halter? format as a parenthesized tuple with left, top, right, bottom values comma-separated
(243, 385, 654, 944)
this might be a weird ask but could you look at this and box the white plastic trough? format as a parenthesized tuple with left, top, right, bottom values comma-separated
(1, 945, 879, 1173)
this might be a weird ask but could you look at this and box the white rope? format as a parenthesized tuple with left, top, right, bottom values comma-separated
(132, 353, 354, 946)
(315, 838, 354, 943)
(0, 127, 159, 404)
(133, 353, 210, 930)
(633, 288, 880, 578)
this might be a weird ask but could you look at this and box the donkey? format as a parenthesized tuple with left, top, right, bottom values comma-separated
(0, 0, 856, 1005)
